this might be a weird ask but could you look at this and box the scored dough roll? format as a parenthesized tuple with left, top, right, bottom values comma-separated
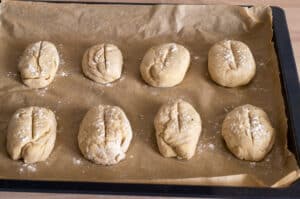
(82, 43, 123, 84)
(18, 41, 59, 89)
(78, 105, 132, 165)
(154, 99, 202, 160)
(208, 40, 256, 87)
(140, 43, 190, 87)
(6, 106, 57, 164)
(222, 104, 275, 161)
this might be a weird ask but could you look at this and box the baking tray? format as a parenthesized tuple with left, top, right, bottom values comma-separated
(0, 1, 300, 198)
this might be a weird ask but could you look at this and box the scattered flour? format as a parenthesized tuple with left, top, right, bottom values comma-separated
(193, 56, 200, 60)
(19, 163, 37, 174)
(150, 90, 158, 96)
(36, 87, 48, 97)
(6, 72, 19, 79)
(139, 114, 145, 120)
(19, 167, 24, 173)
(223, 105, 235, 113)
(258, 61, 264, 67)
(207, 120, 220, 132)
(57, 71, 70, 77)
(249, 162, 256, 168)
(249, 86, 269, 92)
(208, 143, 215, 150)
(105, 83, 113, 87)
(197, 143, 215, 153)
(72, 157, 82, 165)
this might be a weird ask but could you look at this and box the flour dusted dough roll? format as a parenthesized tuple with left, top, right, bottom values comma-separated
(82, 43, 123, 84)
(7, 106, 57, 163)
(140, 43, 190, 87)
(18, 41, 59, 88)
(78, 105, 132, 165)
(222, 104, 275, 161)
(154, 99, 202, 160)
(208, 40, 256, 87)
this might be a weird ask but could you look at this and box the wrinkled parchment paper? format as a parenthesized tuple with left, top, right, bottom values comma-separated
(0, 0, 299, 187)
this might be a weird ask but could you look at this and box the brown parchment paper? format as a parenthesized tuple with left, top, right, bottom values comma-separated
(0, 0, 299, 188)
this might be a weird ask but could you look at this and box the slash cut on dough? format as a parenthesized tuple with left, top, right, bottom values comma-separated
(154, 99, 202, 160)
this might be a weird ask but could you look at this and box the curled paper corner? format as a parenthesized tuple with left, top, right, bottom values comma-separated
(137, 171, 300, 188)
(271, 170, 300, 188)
(239, 6, 272, 30)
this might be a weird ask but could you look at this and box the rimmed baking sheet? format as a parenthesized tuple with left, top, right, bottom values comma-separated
(0, 0, 299, 188)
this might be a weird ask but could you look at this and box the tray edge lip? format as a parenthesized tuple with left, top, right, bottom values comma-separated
(272, 6, 300, 164)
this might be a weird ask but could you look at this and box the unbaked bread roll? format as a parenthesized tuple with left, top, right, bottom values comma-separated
(208, 40, 256, 87)
(140, 43, 190, 87)
(154, 99, 202, 160)
(78, 105, 132, 165)
(18, 41, 59, 88)
(82, 44, 123, 84)
(222, 104, 275, 161)
(7, 106, 57, 163)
